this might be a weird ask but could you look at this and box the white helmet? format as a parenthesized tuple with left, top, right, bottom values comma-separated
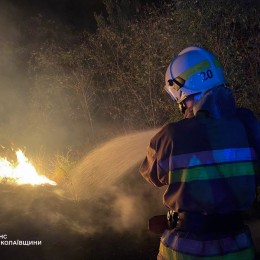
(164, 46, 226, 104)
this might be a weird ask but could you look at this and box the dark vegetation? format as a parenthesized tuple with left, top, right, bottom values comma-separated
(1, 0, 259, 155)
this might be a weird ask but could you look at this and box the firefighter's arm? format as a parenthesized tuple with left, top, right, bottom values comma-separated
(139, 145, 163, 187)
(139, 129, 169, 187)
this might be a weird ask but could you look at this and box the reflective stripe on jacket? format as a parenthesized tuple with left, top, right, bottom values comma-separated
(158, 227, 255, 260)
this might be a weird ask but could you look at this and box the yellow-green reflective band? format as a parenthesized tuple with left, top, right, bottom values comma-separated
(159, 243, 255, 260)
(169, 162, 255, 183)
(180, 59, 221, 80)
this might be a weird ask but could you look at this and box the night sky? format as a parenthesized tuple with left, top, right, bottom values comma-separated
(2, 0, 158, 31)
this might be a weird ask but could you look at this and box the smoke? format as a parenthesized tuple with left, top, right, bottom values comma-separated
(0, 2, 29, 147)
(0, 0, 148, 156)
(65, 129, 166, 232)
(0, 6, 164, 258)
(0, 1, 91, 155)
(0, 129, 166, 259)
(0, 6, 164, 257)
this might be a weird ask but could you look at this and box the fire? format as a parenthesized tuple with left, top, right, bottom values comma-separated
(0, 149, 56, 186)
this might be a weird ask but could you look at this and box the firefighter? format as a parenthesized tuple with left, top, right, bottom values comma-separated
(140, 46, 260, 259)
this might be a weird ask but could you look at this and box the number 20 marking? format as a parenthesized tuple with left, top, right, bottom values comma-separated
(200, 70, 213, 81)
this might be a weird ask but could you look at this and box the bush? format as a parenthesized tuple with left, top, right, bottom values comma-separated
(27, 0, 259, 147)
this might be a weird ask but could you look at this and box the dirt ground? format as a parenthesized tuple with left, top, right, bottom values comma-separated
(0, 182, 259, 260)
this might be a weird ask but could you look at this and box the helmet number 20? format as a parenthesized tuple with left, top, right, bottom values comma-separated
(200, 70, 213, 81)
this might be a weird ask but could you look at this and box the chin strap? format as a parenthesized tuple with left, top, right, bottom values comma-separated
(179, 92, 203, 116)
(179, 102, 187, 114)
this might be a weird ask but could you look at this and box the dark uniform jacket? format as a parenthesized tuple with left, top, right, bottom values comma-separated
(140, 86, 260, 215)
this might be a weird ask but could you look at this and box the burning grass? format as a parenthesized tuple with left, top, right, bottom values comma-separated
(0, 149, 56, 186)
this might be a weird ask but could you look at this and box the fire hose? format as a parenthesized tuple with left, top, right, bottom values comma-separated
(148, 210, 179, 234)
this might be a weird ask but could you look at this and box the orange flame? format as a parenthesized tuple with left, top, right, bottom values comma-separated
(0, 149, 56, 186)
